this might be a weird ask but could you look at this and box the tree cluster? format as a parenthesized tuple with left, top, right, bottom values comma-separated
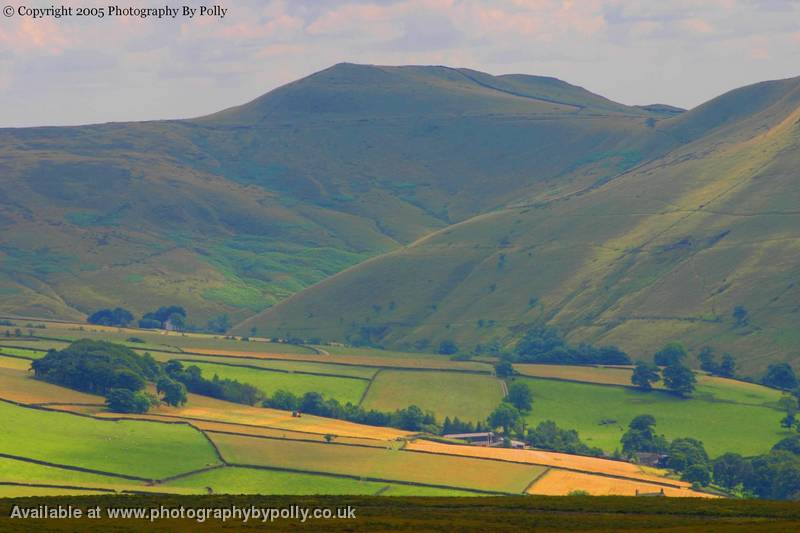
(630, 343, 696, 396)
(139, 306, 187, 330)
(526, 420, 603, 457)
(165, 360, 264, 406)
(87, 308, 134, 327)
(513, 326, 631, 365)
(262, 390, 439, 432)
(31, 339, 187, 414)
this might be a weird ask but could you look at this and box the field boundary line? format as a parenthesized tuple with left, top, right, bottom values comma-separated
(358, 369, 380, 406)
(175, 358, 372, 381)
(155, 464, 227, 484)
(523, 467, 551, 494)
(0, 481, 117, 493)
(225, 462, 515, 496)
(0, 452, 153, 482)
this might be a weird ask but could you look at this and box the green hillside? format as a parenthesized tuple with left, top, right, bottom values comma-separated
(0, 63, 672, 327)
(237, 74, 800, 375)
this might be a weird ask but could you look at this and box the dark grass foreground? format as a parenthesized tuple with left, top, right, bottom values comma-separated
(2, 495, 800, 532)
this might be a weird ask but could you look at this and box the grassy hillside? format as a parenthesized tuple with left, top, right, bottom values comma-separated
(0, 63, 670, 326)
(240, 75, 800, 375)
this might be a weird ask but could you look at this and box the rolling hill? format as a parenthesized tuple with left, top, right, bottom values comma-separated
(0, 63, 673, 326)
(2, 63, 800, 373)
(234, 73, 800, 375)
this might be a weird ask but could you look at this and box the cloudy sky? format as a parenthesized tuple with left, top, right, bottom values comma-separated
(1, 0, 799, 127)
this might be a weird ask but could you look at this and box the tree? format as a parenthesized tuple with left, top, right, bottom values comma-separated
(682, 464, 711, 485)
(621, 415, 668, 455)
(487, 403, 521, 435)
(698, 346, 719, 374)
(525, 420, 603, 456)
(631, 361, 660, 390)
(713, 453, 751, 490)
(324, 434, 336, 443)
(264, 390, 299, 411)
(653, 343, 687, 367)
(772, 435, 800, 456)
(667, 438, 709, 473)
(732, 306, 749, 327)
(105, 389, 153, 414)
(437, 340, 459, 355)
(718, 354, 737, 378)
(506, 382, 533, 412)
(779, 396, 798, 429)
(494, 360, 514, 378)
(662, 362, 696, 397)
(156, 377, 187, 407)
(762, 363, 798, 390)
(88, 308, 134, 327)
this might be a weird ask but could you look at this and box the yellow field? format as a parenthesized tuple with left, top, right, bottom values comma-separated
(187, 348, 489, 372)
(210, 432, 545, 494)
(51, 393, 411, 441)
(0, 356, 33, 371)
(513, 364, 642, 387)
(527, 470, 712, 497)
(0, 368, 103, 405)
(404, 440, 690, 487)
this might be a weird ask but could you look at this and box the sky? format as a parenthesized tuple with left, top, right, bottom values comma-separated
(0, 0, 799, 127)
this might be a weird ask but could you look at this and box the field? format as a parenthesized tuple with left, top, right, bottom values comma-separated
(361, 370, 504, 421)
(517, 376, 789, 456)
(0, 400, 220, 479)
(0, 366, 103, 404)
(210, 432, 545, 494)
(527, 470, 703, 497)
(184, 361, 369, 405)
(163, 466, 476, 496)
(167, 355, 378, 379)
(514, 364, 641, 387)
(3, 495, 800, 532)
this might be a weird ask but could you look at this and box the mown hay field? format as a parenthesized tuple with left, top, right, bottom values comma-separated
(526, 470, 710, 497)
(175, 361, 369, 405)
(361, 370, 504, 421)
(0, 400, 220, 479)
(210, 432, 545, 494)
(188, 348, 490, 372)
(404, 440, 688, 486)
(0, 367, 103, 404)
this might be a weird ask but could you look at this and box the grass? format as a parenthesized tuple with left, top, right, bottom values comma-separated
(517, 377, 790, 457)
(0, 456, 139, 489)
(164, 465, 476, 496)
(186, 361, 369, 405)
(514, 364, 640, 387)
(361, 370, 504, 421)
(3, 494, 800, 532)
(0, 367, 102, 404)
(211, 432, 545, 494)
(163, 354, 377, 379)
(0, 346, 47, 359)
(0, 400, 220, 479)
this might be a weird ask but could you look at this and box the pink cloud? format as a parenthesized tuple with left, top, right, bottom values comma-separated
(681, 18, 713, 34)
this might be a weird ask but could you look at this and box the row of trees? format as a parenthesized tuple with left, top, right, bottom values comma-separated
(262, 390, 439, 432)
(88, 306, 188, 331)
(164, 361, 264, 406)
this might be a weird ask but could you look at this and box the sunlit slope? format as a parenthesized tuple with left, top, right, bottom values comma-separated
(240, 76, 800, 373)
(0, 63, 669, 322)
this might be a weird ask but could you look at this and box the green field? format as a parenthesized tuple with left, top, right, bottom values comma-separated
(164, 466, 475, 496)
(361, 370, 504, 421)
(0, 346, 47, 359)
(0, 456, 131, 487)
(518, 377, 790, 457)
(0, 401, 220, 479)
(211, 432, 543, 494)
(188, 361, 369, 405)
(167, 355, 378, 379)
